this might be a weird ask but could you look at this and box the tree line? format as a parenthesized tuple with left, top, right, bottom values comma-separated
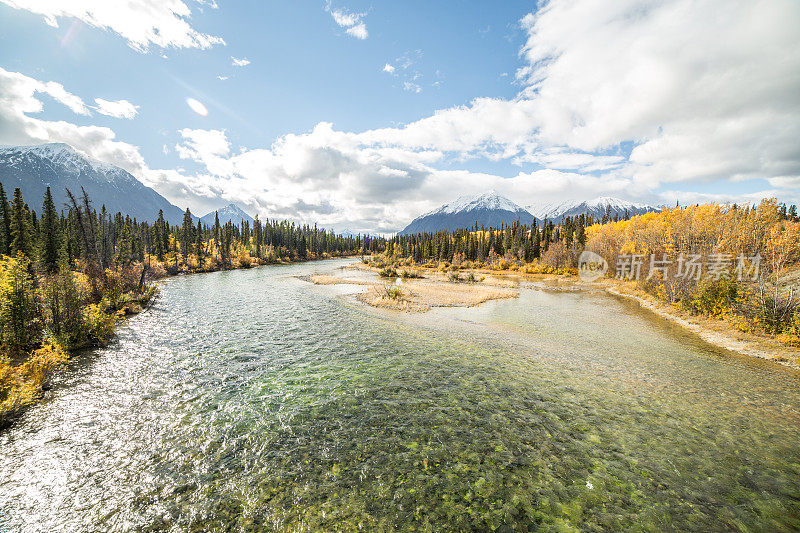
(384, 216, 590, 265)
(0, 182, 379, 424)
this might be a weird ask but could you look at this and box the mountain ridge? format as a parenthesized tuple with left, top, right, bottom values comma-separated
(0, 143, 187, 225)
(527, 196, 660, 221)
(199, 203, 255, 226)
(400, 191, 535, 235)
(400, 191, 662, 234)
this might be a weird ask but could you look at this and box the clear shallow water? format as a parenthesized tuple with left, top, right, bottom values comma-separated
(1, 259, 799, 532)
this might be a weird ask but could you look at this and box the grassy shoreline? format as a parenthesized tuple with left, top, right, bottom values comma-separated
(345, 259, 800, 370)
(0, 254, 360, 429)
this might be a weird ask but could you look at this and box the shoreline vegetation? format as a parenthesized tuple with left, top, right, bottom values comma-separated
(329, 260, 800, 369)
(2, 185, 798, 427)
(0, 183, 370, 427)
(339, 198, 799, 369)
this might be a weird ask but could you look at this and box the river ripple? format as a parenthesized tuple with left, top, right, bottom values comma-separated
(1, 259, 799, 531)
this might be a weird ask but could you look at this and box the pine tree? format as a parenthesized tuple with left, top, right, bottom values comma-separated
(576, 215, 587, 247)
(0, 183, 10, 255)
(195, 221, 205, 267)
(9, 187, 32, 257)
(564, 217, 574, 248)
(253, 216, 262, 259)
(154, 210, 166, 261)
(115, 223, 133, 266)
(181, 208, 194, 260)
(40, 187, 61, 272)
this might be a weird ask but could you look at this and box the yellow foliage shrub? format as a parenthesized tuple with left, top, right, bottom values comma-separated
(776, 334, 800, 347)
(0, 341, 69, 420)
(522, 263, 555, 275)
(19, 341, 69, 385)
(237, 251, 254, 268)
(82, 303, 116, 344)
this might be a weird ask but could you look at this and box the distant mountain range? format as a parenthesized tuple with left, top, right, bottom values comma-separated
(527, 196, 660, 222)
(399, 191, 661, 234)
(199, 203, 254, 226)
(0, 143, 187, 224)
(0, 143, 263, 228)
(400, 191, 535, 235)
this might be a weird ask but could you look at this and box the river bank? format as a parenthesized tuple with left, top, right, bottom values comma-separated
(341, 260, 800, 370)
(4, 257, 798, 531)
(0, 254, 361, 428)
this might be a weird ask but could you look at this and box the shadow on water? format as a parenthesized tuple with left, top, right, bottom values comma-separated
(1, 259, 799, 532)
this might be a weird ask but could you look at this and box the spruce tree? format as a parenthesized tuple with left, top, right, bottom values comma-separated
(154, 210, 166, 261)
(576, 215, 587, 247)
(0, 182, 10, 255)
(40, 187, 61, 272)
(10, 187, 32, 257)
(255, 217, 264, 259)
(181, 208, 194, 260)
(195, 221, 205, 267)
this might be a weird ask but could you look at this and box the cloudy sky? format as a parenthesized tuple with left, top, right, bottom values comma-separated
(0, 0, 798, 233)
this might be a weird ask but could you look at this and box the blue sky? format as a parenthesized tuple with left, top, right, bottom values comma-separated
(0, 0, 798, 232)
(0, 1, 531, 170)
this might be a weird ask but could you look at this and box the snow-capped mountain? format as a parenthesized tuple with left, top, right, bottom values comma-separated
(200, 203, 254, 226)
(400, 191, 535, 235)
(527, 196, 660, 222)
(0, 143, 187, 224)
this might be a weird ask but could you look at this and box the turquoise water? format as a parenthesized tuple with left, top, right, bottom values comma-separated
(1, 259, 799, 531)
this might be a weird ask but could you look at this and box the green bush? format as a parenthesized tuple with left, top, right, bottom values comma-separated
(82, 302, 116, 345)
(41, 269, 86, 349)
(0, 255, 41, 353)
(378, 267, 398, 278)
(682, 276, 738, 318)
(383, 285, 405, 300)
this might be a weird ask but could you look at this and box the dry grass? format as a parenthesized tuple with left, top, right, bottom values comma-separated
(309, 275, 372, 285)
(603, 279, 800, 369)
(357, 279, 517, 312)
(357, 285, 425, 312)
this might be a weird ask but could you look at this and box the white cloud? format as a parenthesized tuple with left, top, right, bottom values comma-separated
(94, 98, 139, 119)
(217, 75, 228, 80)
(345, 23, 368, 40)
(3, 0, 800, 232)
(0, 0, 225, 51)
(326, 2, 368, 39)
(231, 56, 250, 67)
(514, 0, 800, 189)
(385, 50, 426, 93)
(0, 67, 219, 212)
(402, 82, 421, 94)
(330, 9, 359, 27)
(0, 68, 147, 173)
(39, 81, 91, 115)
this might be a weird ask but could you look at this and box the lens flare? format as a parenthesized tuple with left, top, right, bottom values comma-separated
(186, 98, 208, 116)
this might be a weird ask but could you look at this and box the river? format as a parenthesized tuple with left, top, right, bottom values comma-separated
(1, 258, 799, 531)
